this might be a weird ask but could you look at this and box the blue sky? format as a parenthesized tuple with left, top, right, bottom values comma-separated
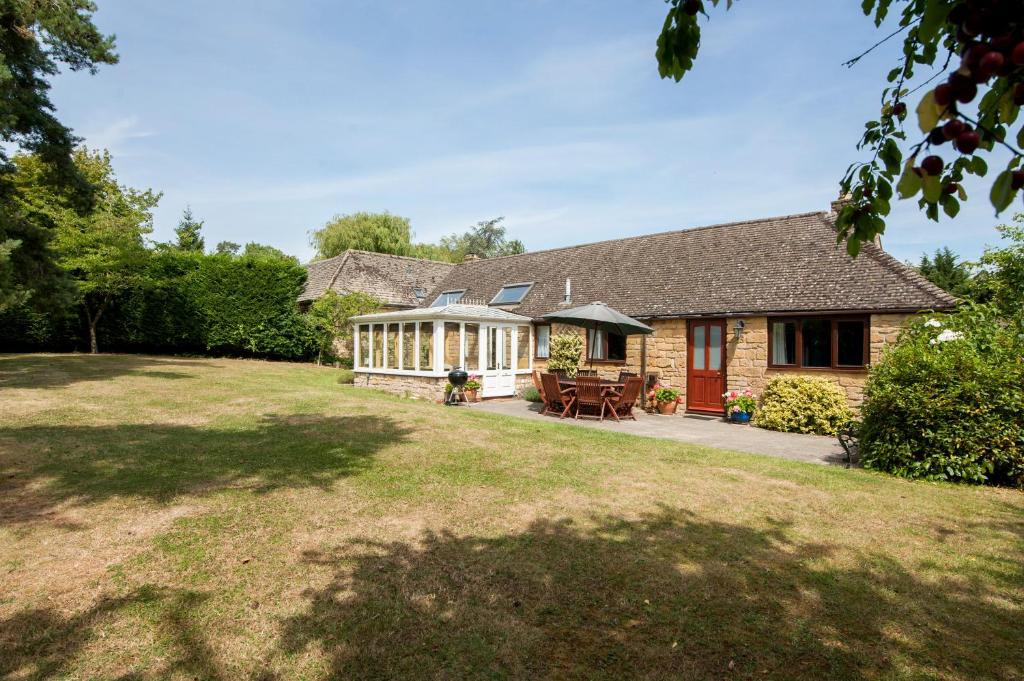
(51, 0, 1012, 264)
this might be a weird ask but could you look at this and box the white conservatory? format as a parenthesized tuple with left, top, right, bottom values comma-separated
(350, 304, 535, 400)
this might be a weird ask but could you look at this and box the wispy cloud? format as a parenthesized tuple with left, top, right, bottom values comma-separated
(80, 115, 153, 157)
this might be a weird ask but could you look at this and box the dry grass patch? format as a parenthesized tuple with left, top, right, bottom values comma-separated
(0, 353, 1021, 680)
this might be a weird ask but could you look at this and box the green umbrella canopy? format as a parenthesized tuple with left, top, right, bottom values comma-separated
(541, 302, 654, 336)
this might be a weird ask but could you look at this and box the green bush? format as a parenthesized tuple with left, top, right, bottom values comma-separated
(521, 386, 542, 402)
(548, 332, 583, 377)
(860, 305, 1024, 486)
(756, 375, 853, 436)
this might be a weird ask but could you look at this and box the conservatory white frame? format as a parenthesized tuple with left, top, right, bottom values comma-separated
(351, 305, 535, 397)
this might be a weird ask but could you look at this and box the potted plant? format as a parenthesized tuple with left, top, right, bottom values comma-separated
(723, 388, 756, 423)
(464, 374, 482, 402)
(653, 386, 682, 415)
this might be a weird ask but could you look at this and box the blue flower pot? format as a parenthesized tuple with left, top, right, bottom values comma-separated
(730, 411, 752, 424)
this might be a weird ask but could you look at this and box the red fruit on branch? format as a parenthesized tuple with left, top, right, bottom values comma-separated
(943, 119, 966, 140)
(1013, 42, 1024, 66)
(956, 130, 981, 154)
(921, 155, 944, 176)
(943, 182, 959, 195)
(949, 73, 978, 103)
(1012, 171, 1024, 192)
(929, 127, 947, 145)
(892, 101, 907, 116)
(964, 43, 989, 67)
(934, 83, 954, 107)
(978, 51, 1004, 79)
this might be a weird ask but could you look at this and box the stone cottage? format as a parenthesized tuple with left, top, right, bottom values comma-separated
(316, 208, 955, 411)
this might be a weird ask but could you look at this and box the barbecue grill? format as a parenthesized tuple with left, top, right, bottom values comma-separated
(446, 367, 469, 405)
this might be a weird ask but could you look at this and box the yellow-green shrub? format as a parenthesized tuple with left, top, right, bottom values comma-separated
(756, 375, 853, 436)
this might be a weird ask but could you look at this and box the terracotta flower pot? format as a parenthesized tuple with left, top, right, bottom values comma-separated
(657, 400, 678, 415)
(465, 389, 478, 402)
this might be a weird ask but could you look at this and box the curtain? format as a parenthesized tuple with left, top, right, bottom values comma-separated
(772, 322, 788, 365)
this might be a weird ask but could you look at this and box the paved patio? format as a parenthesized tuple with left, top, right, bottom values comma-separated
(469, 399, 848, 465)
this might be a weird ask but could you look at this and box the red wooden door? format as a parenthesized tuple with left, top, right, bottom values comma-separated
(687, 319, 726, 413)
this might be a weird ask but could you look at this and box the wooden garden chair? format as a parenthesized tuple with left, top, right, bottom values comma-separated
(603, 376, 644, 422)
(540, 372, 576, 419)
(532, 370, 548, 414)
(617, 371, 638, 383)
(573, 376, 605, 420)
(576, 369, 598, 377)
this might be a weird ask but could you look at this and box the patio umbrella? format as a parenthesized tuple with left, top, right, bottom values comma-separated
(541, 301, 654, 370)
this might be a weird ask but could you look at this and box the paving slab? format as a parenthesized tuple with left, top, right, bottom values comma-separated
(468, 399, 847, 465)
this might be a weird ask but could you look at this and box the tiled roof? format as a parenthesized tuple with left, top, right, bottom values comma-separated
(421, 212, 957, 319)
(299, 250, 455, 306)
(351, 304, 532, 323)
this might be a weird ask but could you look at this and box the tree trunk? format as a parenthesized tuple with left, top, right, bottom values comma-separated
(84, 296, 108, 354)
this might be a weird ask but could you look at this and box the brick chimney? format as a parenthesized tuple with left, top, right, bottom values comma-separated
(830, 193, 854, 215)
(463, 253, 480, 262)
(829, 192, 884, 249)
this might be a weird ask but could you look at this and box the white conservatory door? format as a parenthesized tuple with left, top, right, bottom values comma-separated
(482, 325, 516, 397)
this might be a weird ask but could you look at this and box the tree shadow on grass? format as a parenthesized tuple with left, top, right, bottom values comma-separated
(0, 414, 408, 526)
(0, 585, 231, 681)
(0, 353, 210, 389)
(276, 506, 1023, 681)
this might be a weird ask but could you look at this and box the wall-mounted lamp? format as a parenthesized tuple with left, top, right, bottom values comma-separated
(733, 319, 746, 340)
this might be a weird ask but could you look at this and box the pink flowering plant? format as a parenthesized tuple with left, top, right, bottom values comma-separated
(723, 388, 756, 415)
(464, 374, 482, 391)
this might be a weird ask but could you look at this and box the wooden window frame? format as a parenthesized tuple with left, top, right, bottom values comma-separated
(534, 323, 551, 360)
(767, 315, 870, 371)
(586, 328, 627, 365)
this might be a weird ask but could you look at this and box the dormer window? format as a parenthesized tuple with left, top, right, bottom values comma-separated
(430, 289, 465, 307)
(490, 282, 533, 305)
(413, 287, 427, 302)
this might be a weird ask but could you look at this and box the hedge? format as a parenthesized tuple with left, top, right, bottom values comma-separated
(0, 249, 316, 360)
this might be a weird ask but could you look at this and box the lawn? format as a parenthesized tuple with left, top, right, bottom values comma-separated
(0, 354, 1021, 681)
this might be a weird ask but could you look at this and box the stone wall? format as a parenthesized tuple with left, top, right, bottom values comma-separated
(532, 321, 686, 389)
(354, 372, 447, 401)
(533, 313, 913, 408)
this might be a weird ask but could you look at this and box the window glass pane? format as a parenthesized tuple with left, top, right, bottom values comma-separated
(693, 325, 705, 370)
(772, 322, 796, 365)
(418, 323, 433, 370)
(402, 324, 415, 370)
(608, 332, 626, 361)
(464, 324, 480, 371)
(486, 327, 498, 370)
(837, 320, 866, 366)
(536, 325, 550, 358)
(588, 329, 606, 360)
(801, 319, 831, 367)
(491, 284, 531, 305)
(372, 324, 383, 369)
(431, 290, 464, 307)
(358, 325, 369, 368)
(517, 326, 530, 369)
(503, 328, 512, 370)
(386, 323, 399, 369)
(709, 325, 722, 370)
(443, 322, 460, 370)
